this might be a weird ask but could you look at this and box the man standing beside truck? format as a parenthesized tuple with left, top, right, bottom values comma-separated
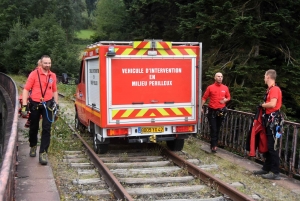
(201, 72, 231, 153)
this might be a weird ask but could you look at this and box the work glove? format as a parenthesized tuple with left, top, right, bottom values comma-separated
(257, 103, 263, 108)
(21, 105, 28, 117)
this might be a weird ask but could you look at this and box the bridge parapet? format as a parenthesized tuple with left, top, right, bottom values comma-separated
(200, 106, 300, 178)
(0, 72, 18, 201)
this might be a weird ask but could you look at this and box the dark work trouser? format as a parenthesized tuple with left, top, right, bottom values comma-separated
(207, 108, 224, 148)
(262, 125, 280, 174)
(29, 102, 53, 153)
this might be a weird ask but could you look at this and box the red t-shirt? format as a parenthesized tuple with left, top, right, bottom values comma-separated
(265, 86, 282, 114)
(24, 68, 57, 102)
(202, 82, 231, 109)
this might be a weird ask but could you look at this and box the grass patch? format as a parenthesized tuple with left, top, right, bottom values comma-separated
(8, 74, 27, 94)
(183, 136, 300, 201)
(75, 29, 95, 40)
(57, 83, 76, 101)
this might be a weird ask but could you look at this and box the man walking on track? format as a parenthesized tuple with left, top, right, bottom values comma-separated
(201, 72, 231, 153)
(21, 55, 59, 165)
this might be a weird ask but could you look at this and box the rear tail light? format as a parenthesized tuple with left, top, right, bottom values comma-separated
(172, 125, 194, 133)
(107, 128, 130, 136)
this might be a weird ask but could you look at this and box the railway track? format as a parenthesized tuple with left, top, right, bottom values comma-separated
(53, 90, 255, 200)
(14, 81, 300, 201)
(52, 122, 254, 201)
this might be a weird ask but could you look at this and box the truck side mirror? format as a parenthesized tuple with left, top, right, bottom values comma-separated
(62, 73, 69, 84)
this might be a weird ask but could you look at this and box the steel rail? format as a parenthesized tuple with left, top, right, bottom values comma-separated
(68, 125, 134, 201)
(160, 146, 255, 201)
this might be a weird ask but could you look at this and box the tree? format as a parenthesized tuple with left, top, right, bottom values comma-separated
(94, 0, 129, 40)
(86, 0, 98, 17)
(1, 14, 81, 76)
(0, 0, 32, 41)
(123, 0, 189, 40)
(177, 0, 300, 117)
(49, 0, 86, 41)
(1, 20, 29, 73)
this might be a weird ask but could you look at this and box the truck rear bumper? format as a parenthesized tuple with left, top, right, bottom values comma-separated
(127, 134, 190, 143)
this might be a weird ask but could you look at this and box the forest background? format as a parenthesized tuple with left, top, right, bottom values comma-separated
(0, 0, 299, 121)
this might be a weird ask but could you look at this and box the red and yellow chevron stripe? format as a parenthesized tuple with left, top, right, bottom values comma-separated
(155, 41, 172, 49)
(133, 41, 172, 49)
(133, 41, 151, 49)
(116, 48, 196, 56)
(111, 107, 192, 120)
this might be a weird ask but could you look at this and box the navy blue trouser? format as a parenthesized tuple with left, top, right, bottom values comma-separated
(29, 102, 53, 153)
(262, 125, 280, 174)
(207, 109, 224, 148)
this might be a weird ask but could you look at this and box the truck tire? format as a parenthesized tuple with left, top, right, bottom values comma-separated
(90, 124, 108, 154)
(75, 112, 84, 131)
(167, 139, 185, 151)
(93, 133, 108, 154)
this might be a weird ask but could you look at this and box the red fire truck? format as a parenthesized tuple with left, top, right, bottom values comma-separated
(74, 40, 202, 154)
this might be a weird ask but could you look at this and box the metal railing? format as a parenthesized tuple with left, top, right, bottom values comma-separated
(200, 106, 300, 178)
(0, 73, 19, 201)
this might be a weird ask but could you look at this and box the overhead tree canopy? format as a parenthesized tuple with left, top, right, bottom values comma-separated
(93, 0, 128, 41)
(0, 0, 299, 120)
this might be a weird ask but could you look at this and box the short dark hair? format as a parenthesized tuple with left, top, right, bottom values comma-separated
(266, 69, 277, 80)
(41, 55, 51, 61)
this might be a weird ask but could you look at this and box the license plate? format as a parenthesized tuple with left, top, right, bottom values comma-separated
(140, 127, 164, 134)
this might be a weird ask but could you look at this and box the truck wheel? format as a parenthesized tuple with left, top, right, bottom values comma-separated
(167, 139, 185, 151)
(93, 133, 108, 154)
(75, 112, 84, 131)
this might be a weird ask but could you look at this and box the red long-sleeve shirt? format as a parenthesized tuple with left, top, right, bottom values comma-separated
(202, 82, 231, 109)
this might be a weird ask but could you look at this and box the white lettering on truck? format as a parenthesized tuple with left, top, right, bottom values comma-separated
(146, 68, 182, 73)
(149, 81, 172, 86)
(122, 68, 144, 73)
(124, 67, 181, 87)
(132, 81, 147, 86)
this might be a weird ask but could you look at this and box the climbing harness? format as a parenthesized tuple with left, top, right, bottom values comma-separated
(261, 84, 284, 150)
(36, 70, 57, 123)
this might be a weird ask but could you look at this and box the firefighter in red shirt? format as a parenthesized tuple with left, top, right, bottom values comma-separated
(201, 72, 231, 153)
(24, 59, 43, 128)
(253, 69, 283, 180)
(21, 55, 59, 165)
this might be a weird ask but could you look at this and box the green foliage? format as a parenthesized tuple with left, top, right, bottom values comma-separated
(123, 0, 184, 40)
(177, 0, 300, 119)
(1, 0, 300, 121)
(49, 117, 82, 152)
(1, 14, 81, 76)
(57, 83, 76, 101)
(94, 0, 129, 41)
(49, 0, 86, 40)
(1, 21, 29, 73)
(75, 29, 95, 40)
(85, 0, 98, 17)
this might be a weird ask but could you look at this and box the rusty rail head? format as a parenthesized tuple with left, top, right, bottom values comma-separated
(160, 147, 255, 201)
(68, 125, 134, 201)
